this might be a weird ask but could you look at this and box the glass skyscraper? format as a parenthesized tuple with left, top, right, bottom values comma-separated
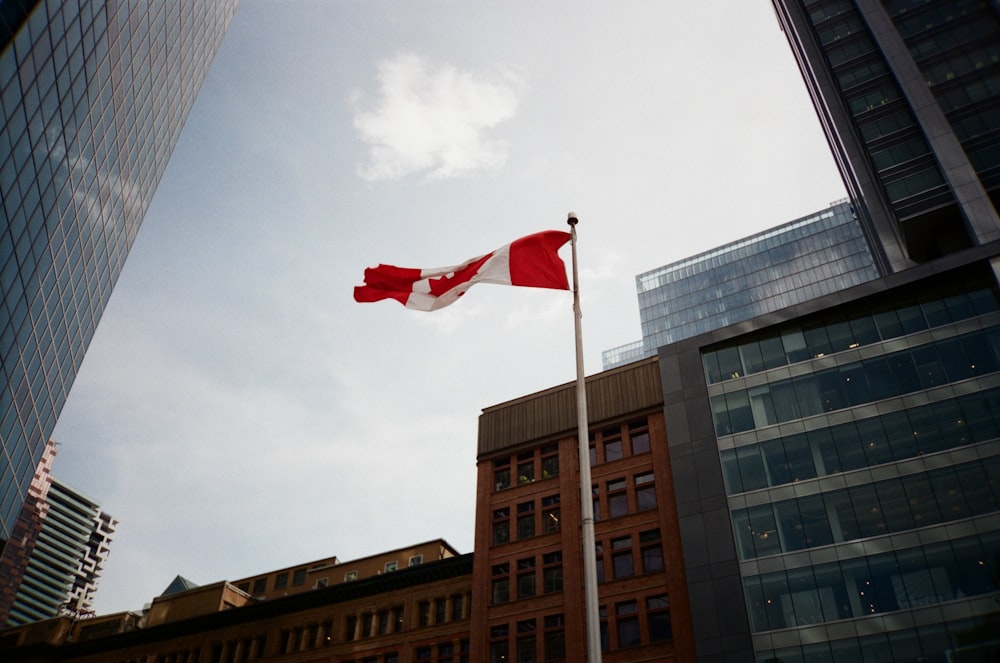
(603, 200, 880, 369)
(0, 1, 238, 543)
(771, 0, 1000, 271)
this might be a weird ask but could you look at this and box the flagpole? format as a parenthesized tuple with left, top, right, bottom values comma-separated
(568, 213, 602, 662)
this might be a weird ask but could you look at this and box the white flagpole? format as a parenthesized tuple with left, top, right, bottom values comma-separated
(568, 213, 602, 662)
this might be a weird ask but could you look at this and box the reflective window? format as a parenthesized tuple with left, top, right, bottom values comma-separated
(704, 283, 997, 385)
(732, 458, 1000, 559)
(712, 326, 1000, 436)
(744, 531, 999, 633)
(721, 387, 1000, 494)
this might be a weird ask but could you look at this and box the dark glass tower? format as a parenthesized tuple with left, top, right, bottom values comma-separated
(771, 0, 1000, 271)
(0, 1, 238, 542)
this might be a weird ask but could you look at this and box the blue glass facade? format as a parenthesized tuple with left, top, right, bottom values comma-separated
(603, 201, 880, 370)
(0, 1, 237, 541)
(702, 272, 1000, 661)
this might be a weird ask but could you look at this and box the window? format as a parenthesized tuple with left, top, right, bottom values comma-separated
(252, 578, 266, 595)
(608, 479, 628, 518)
(646, 594, 673, 642)
(293, 568, 306, 586)
(378, 609, 390, 635)
(518, 557, 536, 599)
(640, 529, 664, 573)
(592, 485, 601, 521)
(490, 625, 509, 663)
(595, 542, 605, 583)
(314, 577, 329, 589)
(611, 536, 634, 579)
(517, 619, 537, 663)
(345, 615, 358, 641)
(600, 606, 610, 651)
(495, 459, 511, 491)
(616, 601, 640, 648)
(362, 612, 374, 637)
(543, 551, 563, 593)
(635, 472, 656, 511)
(629, 419, 651, 454)
(493, 507, 510, 545)
(451, 593, 464, 620)
(518, 501, 536, 539)
(435, 597, 447, 624)
(495, 458, 511, 491)
(236, 581, 250, 593)
(543, 614, 565, 661)
(384, 560, 398, 573)
(604, 434, 624, 462)
(542, 495, 560, 534)
(419, 600, 431, 626)
(518, 451, 534, 484)
(409, 554, 423, 567)
(344, 570, 358, 582)
(438, 642, 454, 663)
(541, 443, 559, 479)
(492, 564, 510, 604)
(274, 572, 288, 589)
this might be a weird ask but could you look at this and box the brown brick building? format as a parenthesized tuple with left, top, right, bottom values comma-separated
(471, 357, 695, 662)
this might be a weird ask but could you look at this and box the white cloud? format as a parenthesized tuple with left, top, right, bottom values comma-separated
(352, 53, 525, 181)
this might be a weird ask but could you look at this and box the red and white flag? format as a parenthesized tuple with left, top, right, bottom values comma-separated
(354, 230, 571, 311)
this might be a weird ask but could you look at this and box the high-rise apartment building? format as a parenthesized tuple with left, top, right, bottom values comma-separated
(603, 200, 880, 369)
(770, 0, 1000, 271)
(7, 478, 116, 626)
(0, 0, 239, 545)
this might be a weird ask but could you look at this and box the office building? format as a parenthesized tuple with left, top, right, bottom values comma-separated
(0, 0, 239, 546)
(662, 252, 1000, 662)
(603, 200, 880, 369)
(770, 0, 1000, 271)
(7, 478, 116, 626)
(472, 359, 696, 661)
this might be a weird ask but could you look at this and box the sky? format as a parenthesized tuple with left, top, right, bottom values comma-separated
(51, 1, 847, 615)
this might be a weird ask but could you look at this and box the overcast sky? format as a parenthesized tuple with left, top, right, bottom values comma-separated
(51, 1, 847, 615)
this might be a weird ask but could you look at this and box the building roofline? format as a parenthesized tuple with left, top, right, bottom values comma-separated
(1, 554, 475, 661)
(230, 538, 461, 583)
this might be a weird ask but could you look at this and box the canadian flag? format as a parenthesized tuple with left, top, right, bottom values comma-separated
(354, 230, 571, 311)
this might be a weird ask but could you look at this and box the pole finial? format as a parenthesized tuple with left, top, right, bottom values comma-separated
(567, 212, 579, 226)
